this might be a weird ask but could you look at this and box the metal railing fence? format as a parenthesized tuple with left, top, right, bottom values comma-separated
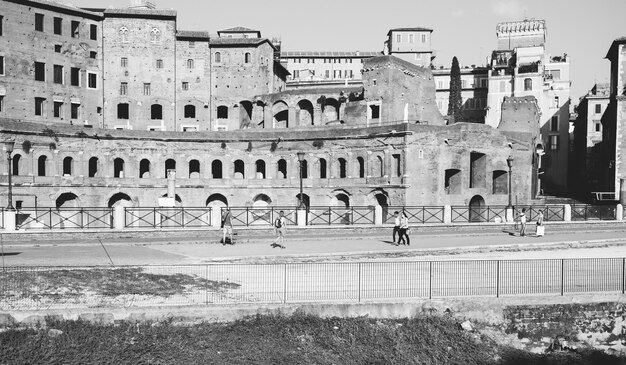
(1, 258, 624, 310)
(124, 207, 212, 229)
(16, 207, 113, 230)
(306, 206, 375, 226)
(384, 207, 445, 224)
(451, 205, 508, 223)
(571, 204, 617, 221)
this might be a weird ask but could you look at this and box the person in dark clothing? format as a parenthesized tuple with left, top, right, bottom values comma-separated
(397, 211, 410, 246)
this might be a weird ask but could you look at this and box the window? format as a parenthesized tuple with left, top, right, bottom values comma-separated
(189, 41, 195, 48)
(469, 152, 486, 188)
(63, 157, 73, 176)
(554, 96, 559, 108)
(70, 67, 80, 86)
(71, 21, 79, 38)
(0, 55, 4, 75)
(151, 104, 162, 119)
(87, 72, 97, 89)
(150, 28, 160, 43)
(143, 83, 151, 95)
(53, 101, 63, 118)
(550, 135, 559, 150)
(35, 13, 44, 32)
(184, 104, 195, 118)
(89, 51, 96, 59)
(54, 44, 62, 53)
(392, 154, 402, 177)
(421, 34, 426, 43)
(217, 105, 228, 118)
(182, 82, 189, 90)
(319, 158, 327, 178)
(277, 159, 287, 179)
(338, 158, 347, 178)
(234, 160, 245, 179)
(409, 34, 414, 43)
(437, 80, 444, 89)
(119, 26, 129, 42)
(187, 59, 194, 69)
(53, 65, 63, 84)
(35, 97, 45, 116)
(524, 78, 532, 91)
(499, 80, 506, 93)
(114, 158, 125, 178)
(0, 15, 3, 36)
(120, 82, 128, 95)
(139, 159, 150, 178)
(117, 103, 129, 119)
(550, 115, 559, 132)
(293, 70, 299, 78)
(245, 52, 251, 63)
(492, 171, 508, 195)
(461, 79, 467, 88)
(156, 59, 163, 69)
(357, 157, 365, 178)
(88, 157, 98, 177)
(35, 62, 45, 81)
(595, 104, 602, 114)
(121, 57, 128, 67)
(54, 17, 62, 35)
(325, 70, 330, 78)
(0, 96, 3, 112)
(70, 103, 80, 119)
(215, 52, 221, 63)
(38, 155, 47, 176)
(211, 160, 222, 179)
(396, 34, 401, 43)
(90, 24, 97, 40)
(595, 122, 602, 132)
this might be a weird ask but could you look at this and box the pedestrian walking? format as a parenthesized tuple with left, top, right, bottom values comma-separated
(517, 208, 527, 236)
(271, 210, 286, 249)
(221, 208, 234, 245)
(535, 209, 544, 237)
(397, 211, 410, 246)
(392, 211, 400, 242)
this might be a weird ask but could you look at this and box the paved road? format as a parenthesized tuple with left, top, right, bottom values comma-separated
(2, 224, 626, 266)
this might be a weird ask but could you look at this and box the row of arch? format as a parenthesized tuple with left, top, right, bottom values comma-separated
(10, 153, 403, 180)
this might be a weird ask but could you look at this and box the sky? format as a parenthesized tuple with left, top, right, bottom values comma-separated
(73, 0, 626, 103)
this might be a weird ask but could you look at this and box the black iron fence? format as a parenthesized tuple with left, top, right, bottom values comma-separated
(307, 206, 375, 226)
(16, 208, 113, 230)
(124, 207, 212, 229)
(384, 207, 445, 224)
(571, 204, 617, 221)
(1, 258, 624, 310)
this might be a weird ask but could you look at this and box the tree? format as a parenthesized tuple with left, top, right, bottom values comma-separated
(447, 56, 464, 123)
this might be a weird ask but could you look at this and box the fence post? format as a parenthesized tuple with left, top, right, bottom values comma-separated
(3, 210, 16, 231)
(496, 260, 500, 298)
(114, 206, 125, 230)
(443, 205, 452, 224)
(358, 262, 362, 302)
(429, 261, 433, 300)
(617, 204, 623, 221)
(623, 258, 625, 295)
(283, 263, 288, 304)
(561, 259, 565, 296)
(563, 204, 571, 222)
(374, 205, 383, 226)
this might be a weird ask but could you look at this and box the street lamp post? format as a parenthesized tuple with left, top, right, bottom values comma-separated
(297, 151, 305, 209)
(506, 155, 514, 209)
(5, 141, 15, 210)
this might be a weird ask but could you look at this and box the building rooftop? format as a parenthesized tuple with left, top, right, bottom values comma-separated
(219, 26, 259, 33)
(210, 37, 275, 49)
(177, 30, 211, 40)
(496, 19, 546, 34)
(103, 7, 177, 18)
(387, 27, 433, 35)
(281, 51, 381, 58)
(605, 36, 626, 59)
(6, 0, 103, 19)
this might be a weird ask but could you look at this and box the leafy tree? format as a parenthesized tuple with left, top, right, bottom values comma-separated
(447, 56, 464, 123)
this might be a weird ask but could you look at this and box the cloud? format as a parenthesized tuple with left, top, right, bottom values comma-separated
(491, 0, 527, 18)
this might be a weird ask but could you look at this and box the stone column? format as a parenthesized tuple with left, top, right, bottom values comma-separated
(444, 205, 452, 224)
(563, 204, 571, 222)
(288, 107, 297, 128)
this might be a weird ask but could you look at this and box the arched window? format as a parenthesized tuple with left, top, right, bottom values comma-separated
(151, 104, 162, 120)
(165, 159, 176, 178)
(88, 157, 98, 177)
(215, 52, 221, 63)
(376, 155, 384, 177)
(357, 157, 365, 178)
(524, 78, 532, 91)
(189, 159, 200, 178)
(12, 155, 21, 176)
(187, 59, 194, 69)
(211, 160, 222, 179)
(38, 155, 47, 177)
(234, 159, 245, 179)
(245, 52, 251, 63)
(139, 159, 150, 178)
(319, 158, 327, 179)
(277, 159, 287, 179)
(63, 156, 73, 176)
(184, 104, 196, 118)
(255, 160, 266, 179)
(150, 27, 161, 43)
(114, 158, 125, 178)
(119, 26, 129, 43)
(217, 105, 228, 119)
(338, 158, 347, 178)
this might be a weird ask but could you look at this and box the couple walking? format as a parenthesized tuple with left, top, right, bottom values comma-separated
(392, 211, 410, 245)
(516, 208, 544, 237)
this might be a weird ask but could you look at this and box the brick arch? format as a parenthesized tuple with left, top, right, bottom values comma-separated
(272, 100, 289, 129)
(106, 191, 134, 208)
(296, 99, 314, 126)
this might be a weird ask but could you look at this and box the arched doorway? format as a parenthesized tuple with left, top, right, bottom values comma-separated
(323, 98, 340, 123)
(272, 101, 289, 128)
(297, 99, 314, 126)
(373, 191, 389, 223)
(55, 192, 80, 229)
(252, 194, 272, 225)
(239, 101, 253, 129)
(296, 193, 310, 209)
(108, 192, 132, 208)
(206, 193, 228, 228)
(330, 192, 351, 225)
(469, 195, 486, 222)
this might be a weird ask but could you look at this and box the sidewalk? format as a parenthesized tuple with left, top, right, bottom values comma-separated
(2, 223, 626, 266)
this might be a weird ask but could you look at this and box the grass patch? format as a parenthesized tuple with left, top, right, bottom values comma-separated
(0, 268, 239, 299)
(0, 314, 623, 364)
